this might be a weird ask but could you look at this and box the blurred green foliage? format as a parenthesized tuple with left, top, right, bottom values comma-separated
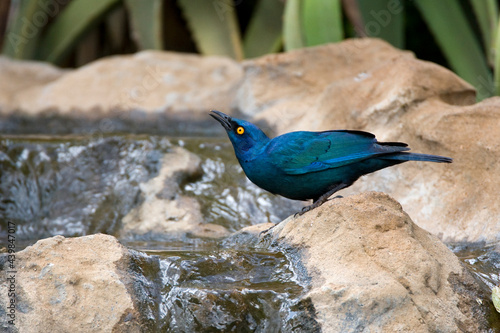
(1, 0, 499, 99)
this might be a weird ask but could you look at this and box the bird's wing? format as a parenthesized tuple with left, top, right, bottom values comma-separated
(267, 130, 408, 175)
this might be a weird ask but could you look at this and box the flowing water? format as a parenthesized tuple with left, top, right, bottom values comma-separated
(0, 134, 499, 331)
(128, 244, 317, 332)
(0, 134, 314, 331)
(0, 135, 300, 242)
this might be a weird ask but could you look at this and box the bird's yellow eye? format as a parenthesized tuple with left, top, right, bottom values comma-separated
(236, 126, 244, 135)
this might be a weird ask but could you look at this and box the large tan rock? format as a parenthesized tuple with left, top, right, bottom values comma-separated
(235, 39, 475, 135)
(341, 97, 500, 242)
(0, 56, 64, 113)
(234, 39, 497, 242)
(0, 234, 160, 332)
(11, 51, 243, 117)
(262, 192, 492, 332)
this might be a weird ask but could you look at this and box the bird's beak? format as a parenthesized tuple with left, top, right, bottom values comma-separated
(210, 110, 232, 131)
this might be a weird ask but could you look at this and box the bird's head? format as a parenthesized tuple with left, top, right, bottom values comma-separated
(210, 110, 269, 156)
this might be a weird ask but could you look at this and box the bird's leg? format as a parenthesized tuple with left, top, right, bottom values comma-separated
(261, 183, 349, 235)
(295, 182, 350, 217)
(259, 224, 277, 236)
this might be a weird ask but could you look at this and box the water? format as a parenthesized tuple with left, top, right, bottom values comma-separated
(149, 246, 313, 332)
(0, 135, 301, 243)
(452, 243, 500, 330)
(118, 238, 319, 332)
(453, 242, 500, 290)
(0, 134, 315, 330)
(0, 134, 499, 331)
(181, 138, 303, 232)
(0, 135, 165, 241)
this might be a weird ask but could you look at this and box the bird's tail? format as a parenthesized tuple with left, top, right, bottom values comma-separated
(381, 152, 452, 163)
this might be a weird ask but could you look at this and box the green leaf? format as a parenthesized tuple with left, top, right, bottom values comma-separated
(124, 0, 164, 50)
(2, 0, 45, 59)
(415, 0, 493, 100)
(178, 0, 243, 60)
(283, 0, 304, 51)
(37, 0, 120, 64)
(243, 0, 284, 58)
(302, 0, 343, 46)
(493, 19, 500, 96)
(469, 0, 498, 63)
(356, 0, 405, 48)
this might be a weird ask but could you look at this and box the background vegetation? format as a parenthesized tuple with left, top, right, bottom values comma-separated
(1, 0, 499, 100)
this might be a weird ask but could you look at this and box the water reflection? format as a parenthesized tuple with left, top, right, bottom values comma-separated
(453, 242, 500, 289)
(182, 139, 303, 232)
(0, 136, 165, 241)
(0, 135, 302, 244)
(138, 245, 316, 332)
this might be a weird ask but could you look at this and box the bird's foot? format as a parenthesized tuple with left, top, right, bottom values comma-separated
(259, 223, 278, 236)
(294, 200, 323, 217)
(294, 184, 350, 217)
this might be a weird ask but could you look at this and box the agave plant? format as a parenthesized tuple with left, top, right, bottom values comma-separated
(1, 0, 499, 99)
(1, 0, 163, 64)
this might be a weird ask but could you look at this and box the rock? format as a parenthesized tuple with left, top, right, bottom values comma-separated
(1, 49, 239, 134)
(235, 39, 475, 135)
(120, 146, 230, 240)
(234, 39, 497, 242)
(0, 234, 162, 332)
(14, 51, 242, 117)
(343, 97, 500, 242)
(261, 192, 492, 332)
(0, 136, 164, 241)
(0, 56, 64, 113)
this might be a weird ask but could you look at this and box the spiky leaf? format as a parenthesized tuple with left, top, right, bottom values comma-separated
(416, 0, 493, 100)
(3, 0, 46, 59)
(37, 0, 120, 64)
(178, 0, 243, 60)
(356, 0, 405, 48)
(303, 0, 343, 46)
(243, 0, 284, 58)
(124, 0, 164, 50)
(283, 0, 304, 51)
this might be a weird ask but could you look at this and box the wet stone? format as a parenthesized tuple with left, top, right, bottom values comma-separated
(0, 136, 166, 241)
(152, 248, 318, 332)
(0, 234, 319, 332)
(0, 135, 302, 246)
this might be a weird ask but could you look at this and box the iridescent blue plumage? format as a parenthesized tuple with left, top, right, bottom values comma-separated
(210, 110, 452, 215)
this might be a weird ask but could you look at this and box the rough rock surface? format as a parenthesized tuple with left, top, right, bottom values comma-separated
(120, 146, 229, 240)
(235, 39, 475, 134)
(0, 234, 161, 332)
(0, 56, 64, 113)
(6, 50, 243, 118)
(261, 192, 493, 332)
(233, 39, 497, 242)
(343, 97, 500, 242)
